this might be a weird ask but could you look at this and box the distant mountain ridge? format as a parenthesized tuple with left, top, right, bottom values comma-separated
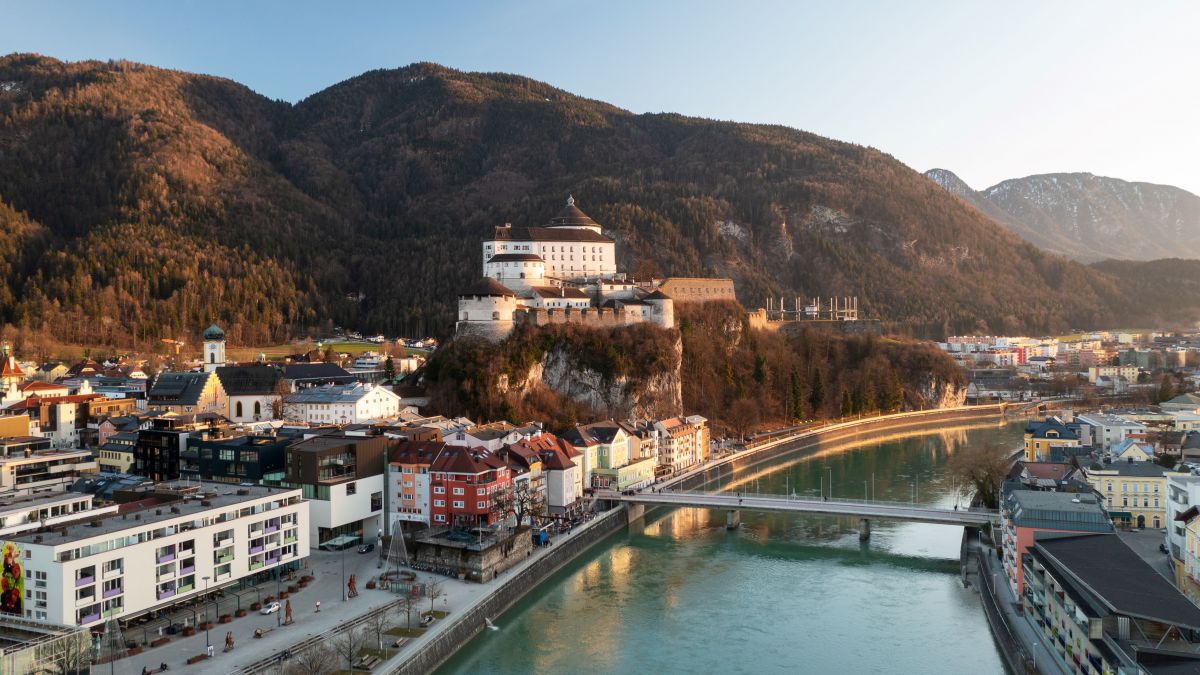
(0, 53, 1197, 345)
(925, 169, 1200, 262)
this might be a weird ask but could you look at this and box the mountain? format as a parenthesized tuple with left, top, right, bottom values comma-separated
(0, 54, 1195, 347)
(924, 169, 1200, 262)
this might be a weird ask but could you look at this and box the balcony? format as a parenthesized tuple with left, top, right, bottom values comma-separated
(283, 533, 297, 544)
(102, 587, 122, 599)
(249, 561, 264, 571)
(215, 552, 234, 564)
(78, 612, 100, 625)
(102, 606, 122, 619)
(249, 544, 264, 554)
(102, 567, 121, 580)
(265, 555, 279, 566)
(178, 582, 194, 593)
(264, 524, 279, 534)
(75, 575, 95, 588)
(156, 552, 175, 564)
(180, 564, 196, 575)
(75, 593, 97, 608)
(157, 589, 176, 601)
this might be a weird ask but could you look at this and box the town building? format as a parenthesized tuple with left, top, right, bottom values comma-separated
(1023, 417, 1082, 462)
(95, 431, 138, 473)
(280, 363, 357, 391)
(133, 414, 230, 481)
(654, 415, 711, 475)
(1109, 438, 1153, 462)
(5, 482, 307, 628)
(495, 441, 546, 526)
(0, 492, 117, 538)
(428, 445, 511, 528)
(214, 365, 281, 423)
(1163, 393, 1200, 414)
(287, 382, 401, 425)
(1022, 533, 1200, 674)
(1084, 461, 1186, 529)
(1085, 365, 1138, 384)
(0, 439, 97, 497)
(280, 433, 387, 548)
(146, 371, 227, 416)
(182, 434, 290, 484)
(538, 443, 583, 517)
(998, 486, 1112, 596)
(445, 421, 521, 452)
(1074, 412, 1146, 452)
(386, 441, 441, 533)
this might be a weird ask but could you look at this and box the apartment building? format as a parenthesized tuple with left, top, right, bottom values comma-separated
(0, 439, 97, 497)
(282, 434, 387, 548)
(5, 482, 307, 627)
(386, 441, 441, 532)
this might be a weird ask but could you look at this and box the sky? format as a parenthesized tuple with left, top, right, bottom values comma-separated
(4, 1, 1199, 193)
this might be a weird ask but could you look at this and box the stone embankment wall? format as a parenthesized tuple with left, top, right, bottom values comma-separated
(389, 507, 629, 675)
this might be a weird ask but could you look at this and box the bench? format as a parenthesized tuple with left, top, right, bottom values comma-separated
(355, 655, 383, 669)
(186, 654, 210, 665)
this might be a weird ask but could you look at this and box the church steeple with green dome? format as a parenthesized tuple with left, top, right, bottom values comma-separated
(203, 323, 226, 372)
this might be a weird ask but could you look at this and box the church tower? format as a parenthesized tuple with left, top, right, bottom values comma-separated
(202, 324, 226, 373)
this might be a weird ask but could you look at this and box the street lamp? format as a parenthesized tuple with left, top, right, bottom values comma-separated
(826, 466, 833, 500)
(202, 576, 211, 650)
(276, 569, 282, 628)
(341, 537, 347, 602)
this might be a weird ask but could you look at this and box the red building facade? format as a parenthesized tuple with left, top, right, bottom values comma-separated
(429, 446, 512, 528)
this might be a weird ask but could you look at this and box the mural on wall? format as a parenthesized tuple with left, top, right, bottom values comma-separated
(1, 541, 23, 615)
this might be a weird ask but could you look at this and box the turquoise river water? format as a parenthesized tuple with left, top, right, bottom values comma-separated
(438, 419, 1024, 675)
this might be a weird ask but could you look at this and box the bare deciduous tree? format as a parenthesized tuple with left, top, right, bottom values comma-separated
(38, 630, 91, 675)
(332, 625, 368, 671)
(363, 606, 393, 651)
(400, 593, 418, 629)
(285, 642, 339, 675)
(427, 579, 444, 614)
(946, 442, 1012, 509)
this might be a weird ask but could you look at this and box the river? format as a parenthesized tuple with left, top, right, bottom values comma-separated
(437, 419, 1024, 675)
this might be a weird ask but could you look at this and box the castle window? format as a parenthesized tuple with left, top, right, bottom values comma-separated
(254, 402, 261, 417)
(236, 401, 243, 418)
(210, 353, 216, 364)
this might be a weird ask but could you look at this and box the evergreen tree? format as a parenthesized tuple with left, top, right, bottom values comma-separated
(809, 369, 825, 416)
(1157, 374, 1177, 404)
(383, 355, 395, 381)
(790, 369, 804, 420)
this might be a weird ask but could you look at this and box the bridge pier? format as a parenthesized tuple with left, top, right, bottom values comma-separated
(625, 503, 645, 524)
(726, 510, 741, 530)
(859, 518, 871, 541)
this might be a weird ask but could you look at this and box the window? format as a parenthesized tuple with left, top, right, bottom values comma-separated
(370, 491, 382, 512)
(478, 501, 487, 509)
(254, 401, 261, 417)
(434, 500, 445, 507)
(435, 514, 446, 522)
(346, 482, 356, 496)
(235, 402, 243, 418)
(453, 488, 464, 496)
(219, 449, 235, 462)
(452, 501, 464, 509)
(477, 488, 486, 496)
(433, 486, 445, 494)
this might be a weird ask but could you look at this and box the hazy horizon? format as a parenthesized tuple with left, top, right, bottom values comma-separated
(3, 1, 1198, 193)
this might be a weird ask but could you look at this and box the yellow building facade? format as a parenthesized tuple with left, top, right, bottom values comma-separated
(1085, 464, 1185, 530)
(1023, 418, 1081, 462)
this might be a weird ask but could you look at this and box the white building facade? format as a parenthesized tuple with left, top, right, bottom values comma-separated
(290, 383, 401, 425)
(6, 484, 308, 628)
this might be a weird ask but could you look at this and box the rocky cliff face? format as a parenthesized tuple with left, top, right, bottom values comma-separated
(917, 373, 967, 409)
(514, 336, 684, 420)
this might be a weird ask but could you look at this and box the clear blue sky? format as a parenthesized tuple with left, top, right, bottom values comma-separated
(4, 1, 1199, 193)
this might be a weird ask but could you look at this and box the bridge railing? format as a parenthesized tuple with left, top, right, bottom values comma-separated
(659, 489, 996, 514)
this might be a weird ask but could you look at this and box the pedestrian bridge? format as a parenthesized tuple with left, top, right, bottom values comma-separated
(597, 490, 998, 535)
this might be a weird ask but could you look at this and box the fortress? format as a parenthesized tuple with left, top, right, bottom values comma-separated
(456, 197, 735, 341)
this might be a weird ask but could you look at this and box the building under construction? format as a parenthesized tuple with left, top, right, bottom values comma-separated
(762, 296, 860, 321)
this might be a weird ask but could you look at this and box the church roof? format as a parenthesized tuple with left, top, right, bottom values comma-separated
(215, 365, 280, 396)
(548, 195, 600, 229)
(460, 277, 517, 297)
(643, 290, 671, 300)
(203, 324, 226, 341)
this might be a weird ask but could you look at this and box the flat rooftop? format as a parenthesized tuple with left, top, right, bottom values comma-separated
(0, 491, 91, 512)
(8, 482, 298, 545)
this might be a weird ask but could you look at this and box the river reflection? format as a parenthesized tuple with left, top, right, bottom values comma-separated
(437, 419, 1024, 675)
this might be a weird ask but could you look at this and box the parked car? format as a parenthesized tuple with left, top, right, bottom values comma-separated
(358, 543, 375, 554)
(1161, 543, 1171, 554)
(260, 601, 280, 615)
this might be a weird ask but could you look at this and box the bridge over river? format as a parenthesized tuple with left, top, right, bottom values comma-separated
(597, 489, 998, 538)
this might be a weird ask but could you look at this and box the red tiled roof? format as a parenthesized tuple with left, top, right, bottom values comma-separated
(6, 393, 99, 411)
(1, 357, 24, 379)
(20, 381, 66, 392)
(431, 445, 506, 475)
(1023, 462, 1072, 480)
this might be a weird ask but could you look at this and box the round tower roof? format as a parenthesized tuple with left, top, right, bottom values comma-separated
(203, 323, 226, 340)
(548, 195, 600, 229)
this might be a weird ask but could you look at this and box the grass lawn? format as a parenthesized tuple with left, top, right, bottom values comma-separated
(385, 627, 427, 637)
(228, 342, 429, 362)
(361, 647, 399, 660)
(428, 610, 448, 619)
